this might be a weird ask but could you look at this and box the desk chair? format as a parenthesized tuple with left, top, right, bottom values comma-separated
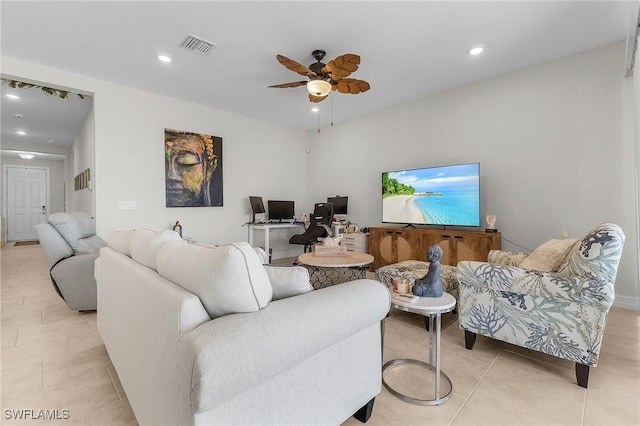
(289, 203, 334, 253)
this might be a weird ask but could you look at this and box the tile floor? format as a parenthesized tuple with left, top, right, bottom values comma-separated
(1, 243, 639, 425)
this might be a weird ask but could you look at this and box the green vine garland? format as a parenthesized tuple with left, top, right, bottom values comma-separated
(1, 78, 89, 100)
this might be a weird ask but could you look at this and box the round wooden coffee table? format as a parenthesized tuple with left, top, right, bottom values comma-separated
(297, 252, 374, 289)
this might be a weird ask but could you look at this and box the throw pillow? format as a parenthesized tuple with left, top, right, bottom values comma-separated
(129, 229, 181, 270)
(519, 238, 579, 272)
(263, 265, 313, 300)
(108, 230, 133, 256)
(156, 241, 272, 319)
(488, 250, 529, 266)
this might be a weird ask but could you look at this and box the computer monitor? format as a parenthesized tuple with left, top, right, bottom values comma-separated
(327, 196, 348, 215)
(249, 196, 266, 223)
(267, 200, 295, 222)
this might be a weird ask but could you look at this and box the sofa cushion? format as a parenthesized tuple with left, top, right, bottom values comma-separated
(48, 211, 104, 254)
(156, 241, 272, 319)
(129, 229, 181, 270)
(253, 247, 268, 264)
(108, 230, 133, 256)
(519, 238, 579, 272)
(80, 235, 108, 253)
(34, 222, 74, 267)
(557, 223, 625, 281)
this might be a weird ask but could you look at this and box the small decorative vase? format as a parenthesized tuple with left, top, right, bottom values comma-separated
(485, 214, 497, 233)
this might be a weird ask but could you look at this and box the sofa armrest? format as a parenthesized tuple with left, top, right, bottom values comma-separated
(487, 250, 530, 266)
(263, 265, 313, 300)
(457, 261, 614, 309)
(51, 253, 100, 310)
(178, 279, 390, 413)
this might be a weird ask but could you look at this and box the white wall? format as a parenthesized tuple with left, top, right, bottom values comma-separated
(93, 84, 310, 257)
(634, 34, 640, 308)
(308, 41, 639, 308)
(69, 106, 95, 216)
(0, 140, 70, 216)
(2, 57, 311, 258)
(0, 156, 65, 214)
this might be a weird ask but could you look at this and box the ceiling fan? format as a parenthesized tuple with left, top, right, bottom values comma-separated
(268, 49, 370, 103)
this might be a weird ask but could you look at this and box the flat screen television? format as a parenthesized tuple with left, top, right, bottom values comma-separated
(267, 200, 295, 222)
(327, 196, 348, 215)
(382, 162, 480, 227)
(249, 196, 266, 222)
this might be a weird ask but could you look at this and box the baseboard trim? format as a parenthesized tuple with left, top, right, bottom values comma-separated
(613, 295, 640, 310)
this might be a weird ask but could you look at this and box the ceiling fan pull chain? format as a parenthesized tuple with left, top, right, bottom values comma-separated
(317, 108, 321, 133)
(331, 96, 334, 127)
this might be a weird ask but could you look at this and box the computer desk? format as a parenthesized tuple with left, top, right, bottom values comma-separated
(248, 222, 305, 259)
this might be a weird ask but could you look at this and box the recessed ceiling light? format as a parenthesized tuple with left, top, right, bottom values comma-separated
(19, 153, 34, 159)
(6, 94, 20, 100)
(16, 130, 27, 135)
(158, 55, 172, 63)
(48, 139, 55, 143)
(311, 107, 319, 112)
(468, 46, 484, 55)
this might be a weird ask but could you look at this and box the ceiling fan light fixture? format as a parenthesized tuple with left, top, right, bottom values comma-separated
(307, 80, 332, 97)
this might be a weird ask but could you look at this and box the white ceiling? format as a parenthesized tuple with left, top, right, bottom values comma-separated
(1, 1, 637, 149)
(1, 81, 92, 152)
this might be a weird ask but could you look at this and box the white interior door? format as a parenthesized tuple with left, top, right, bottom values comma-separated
(6, 166, 48, 241)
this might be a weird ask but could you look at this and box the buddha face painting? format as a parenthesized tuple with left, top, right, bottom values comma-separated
(165, 129, 222, 207)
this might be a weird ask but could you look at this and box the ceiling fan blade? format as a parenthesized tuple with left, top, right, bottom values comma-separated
(276, 54, 317, 77)
(334, 78, 370, 94)
(268, 81, 308, 89)
(322, 54, 360, 79)
(309, 93, 328, 103)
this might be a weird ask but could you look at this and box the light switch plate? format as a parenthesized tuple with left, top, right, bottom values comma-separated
(118, 201, 137, 210)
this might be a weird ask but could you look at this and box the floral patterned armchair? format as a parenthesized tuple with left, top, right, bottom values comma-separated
(457, 223, 625, 388)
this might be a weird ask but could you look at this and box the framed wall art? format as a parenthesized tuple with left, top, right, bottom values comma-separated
(164, 128, 223, 207)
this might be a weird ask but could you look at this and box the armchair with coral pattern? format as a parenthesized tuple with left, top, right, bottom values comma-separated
(457, 223, 625, 388)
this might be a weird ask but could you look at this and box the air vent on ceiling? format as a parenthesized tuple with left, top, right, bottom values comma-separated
(180, 34, 216, 56)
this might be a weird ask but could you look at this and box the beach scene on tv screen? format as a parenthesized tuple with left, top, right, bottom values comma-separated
(382, 163, 480, 226)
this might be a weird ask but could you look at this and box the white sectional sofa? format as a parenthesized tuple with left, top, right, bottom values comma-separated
(96, 229, 390, 425)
